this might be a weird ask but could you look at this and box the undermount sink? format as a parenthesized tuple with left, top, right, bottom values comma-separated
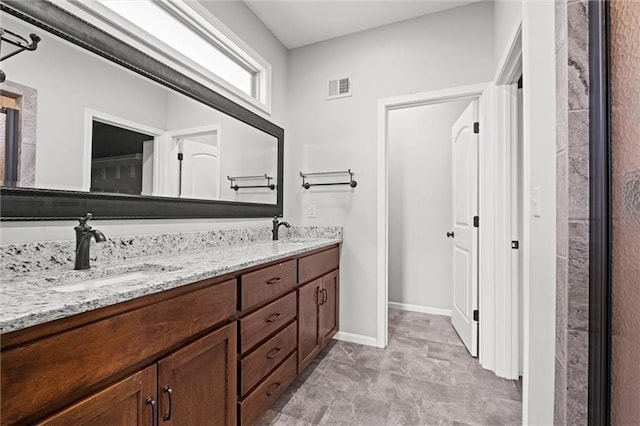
(279, 238, 311, 244)
(50, 264, 179, 293)
(52, 271, 153, 293)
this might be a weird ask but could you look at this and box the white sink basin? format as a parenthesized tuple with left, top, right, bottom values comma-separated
(52, 271, 153, 293)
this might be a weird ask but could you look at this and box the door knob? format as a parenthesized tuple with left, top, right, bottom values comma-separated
(446, 231, 454, 238)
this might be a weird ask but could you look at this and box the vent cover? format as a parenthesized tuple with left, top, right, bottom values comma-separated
(326, 76, 352, 100)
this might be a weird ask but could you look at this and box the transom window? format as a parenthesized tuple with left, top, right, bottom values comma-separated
(67, 0, 272, 113)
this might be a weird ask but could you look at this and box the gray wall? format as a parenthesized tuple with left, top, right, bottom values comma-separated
(554, 0, 590, 424)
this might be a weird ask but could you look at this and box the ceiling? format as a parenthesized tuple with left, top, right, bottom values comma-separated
(242, 0, 481, 49)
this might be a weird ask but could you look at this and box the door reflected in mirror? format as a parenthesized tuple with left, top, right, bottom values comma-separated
(1, 11, 278, 205)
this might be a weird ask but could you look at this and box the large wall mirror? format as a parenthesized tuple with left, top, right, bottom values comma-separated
(0, 0, 284, 220)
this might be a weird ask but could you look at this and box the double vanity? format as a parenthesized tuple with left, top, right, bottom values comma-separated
(0, 227, 341, 425)
(0, 3, 343, 424)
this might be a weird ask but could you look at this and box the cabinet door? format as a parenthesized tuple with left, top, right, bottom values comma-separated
(158, 322, 237, 426)
(37, 366, 157, 426)
(297, 278, 322, 372)
(320, 269, 339, 347)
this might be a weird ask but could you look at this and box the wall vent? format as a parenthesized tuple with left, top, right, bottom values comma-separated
(326, 76, 352, 100)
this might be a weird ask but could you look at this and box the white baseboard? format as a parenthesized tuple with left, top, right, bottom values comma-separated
(333, 331, 378, 347)
(388, 301, 451, 317)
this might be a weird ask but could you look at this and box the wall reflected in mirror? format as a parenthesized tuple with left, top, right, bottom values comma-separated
(0, 11, 278, 204)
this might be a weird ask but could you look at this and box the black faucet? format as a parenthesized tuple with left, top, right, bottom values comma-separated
(74, 213, 106, 270)
(272, 216, 290, 241)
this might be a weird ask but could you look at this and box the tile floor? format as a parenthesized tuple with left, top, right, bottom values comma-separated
(258, 309, 522, 426)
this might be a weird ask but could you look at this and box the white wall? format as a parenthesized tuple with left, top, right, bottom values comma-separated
(387, 100, 469, 311)
(287, 2, 494, 339)
(1, 1, 289, 245)
(494, 1, 522, 68)
(521, 1, 556, 423)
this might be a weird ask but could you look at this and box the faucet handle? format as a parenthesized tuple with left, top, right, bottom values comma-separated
(78, 212, 93, 227)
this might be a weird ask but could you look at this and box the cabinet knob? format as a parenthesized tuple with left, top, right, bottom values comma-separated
(446, 231, 455, 238)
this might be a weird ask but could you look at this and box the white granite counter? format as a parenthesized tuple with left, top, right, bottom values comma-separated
(1, 228, 341, 334)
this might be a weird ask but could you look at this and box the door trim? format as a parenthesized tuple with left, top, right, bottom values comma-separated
(376, 82, 487, 350)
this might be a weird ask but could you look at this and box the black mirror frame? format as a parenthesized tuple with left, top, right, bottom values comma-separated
(0, 0, 284, 220)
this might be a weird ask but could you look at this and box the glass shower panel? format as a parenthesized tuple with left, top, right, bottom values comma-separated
(610, 0, 640, 423)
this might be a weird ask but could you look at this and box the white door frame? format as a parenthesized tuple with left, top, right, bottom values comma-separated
(376, 82, 487, 350)
(480, 23, 523, 380)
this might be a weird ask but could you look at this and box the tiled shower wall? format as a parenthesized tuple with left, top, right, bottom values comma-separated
(555, 0, 590, 424)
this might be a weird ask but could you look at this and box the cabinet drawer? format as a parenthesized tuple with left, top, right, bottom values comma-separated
(239, 352, 297, 426)
(240, 321, 296, 396)
(240, 260, 297, 310)
(1, 279, 236, 425)
(298, 246, 339, 284)
(240, 292, 296, 354)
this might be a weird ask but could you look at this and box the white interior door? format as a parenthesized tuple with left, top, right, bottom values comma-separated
(179, 136, 220, 200)
(450, 100, 479, 357)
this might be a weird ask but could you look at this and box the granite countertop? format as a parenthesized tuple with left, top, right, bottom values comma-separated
(0, 236, 341, 335)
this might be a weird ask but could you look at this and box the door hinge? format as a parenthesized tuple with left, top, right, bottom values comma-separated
(473, 122, 480, 134)
(177, 153, 184, 161)
(473, 216, 479, 228)
(473, 310, 479, 322)
(511, 241, 519, 249)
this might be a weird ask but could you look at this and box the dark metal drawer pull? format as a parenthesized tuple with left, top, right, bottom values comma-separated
(146, 396, 158, 426)
(266, 382, 282, 397)
(266, 347, 282, 359)
(162, 385, 173, 421)
(266, 313, 281, 323)
(265, 277, 282, 285)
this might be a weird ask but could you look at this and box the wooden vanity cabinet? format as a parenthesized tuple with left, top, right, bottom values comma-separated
(297, 277, 323, 371)
(36, 365, 158, 426)
(319, 269, 339, 345)
(237, 264, 299, 426)
(37, 323, 237, 426)
(1, 277, 237, 426)
(1, 243, 340, 426)
(297, 247, 340, 373)
(157, 322, 237, 425)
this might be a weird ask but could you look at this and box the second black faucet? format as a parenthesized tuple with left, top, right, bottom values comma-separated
(272, 216, 290, 241)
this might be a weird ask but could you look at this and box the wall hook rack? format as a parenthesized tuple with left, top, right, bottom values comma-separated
(227, 174, 276, 191)
(1, 27, 41, 83)
(299, 169, 357, 189)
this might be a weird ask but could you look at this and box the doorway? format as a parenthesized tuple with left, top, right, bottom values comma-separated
(387, 98, 477, 356)
(378, 80, 524, 376)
